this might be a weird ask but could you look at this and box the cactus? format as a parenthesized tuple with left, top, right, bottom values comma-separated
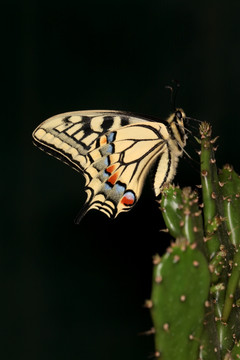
(148, 122, 240, 359)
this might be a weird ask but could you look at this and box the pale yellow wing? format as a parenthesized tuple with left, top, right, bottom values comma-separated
(32, 109, 186, 221)
(76, 122, 168, 221)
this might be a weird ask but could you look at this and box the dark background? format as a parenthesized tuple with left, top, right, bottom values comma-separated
(3, 1, 240, 359)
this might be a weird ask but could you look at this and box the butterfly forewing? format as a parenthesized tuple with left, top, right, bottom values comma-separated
(32, 109, 187, 221)
(33, 111, 154, 170)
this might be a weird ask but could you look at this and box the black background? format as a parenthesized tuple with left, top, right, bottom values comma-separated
(3, 1, 240, 359)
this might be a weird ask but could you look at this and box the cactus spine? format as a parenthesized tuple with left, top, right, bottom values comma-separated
(149, 122, 240, 359)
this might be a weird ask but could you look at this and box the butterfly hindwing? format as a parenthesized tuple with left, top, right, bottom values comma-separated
(78, 122, 168, 220)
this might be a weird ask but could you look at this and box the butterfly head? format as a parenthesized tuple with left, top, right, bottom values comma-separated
(167, 108, 187, 149)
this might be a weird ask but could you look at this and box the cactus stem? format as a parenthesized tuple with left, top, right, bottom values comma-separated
(222, 249, 240, 322)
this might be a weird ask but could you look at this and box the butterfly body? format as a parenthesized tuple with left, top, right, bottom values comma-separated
(32, 109, 187, 221)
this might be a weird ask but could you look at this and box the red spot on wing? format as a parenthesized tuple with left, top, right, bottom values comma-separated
(108, 172, 118, 185)
(106, 165, 116, 174)
(121, 191, 136, 206)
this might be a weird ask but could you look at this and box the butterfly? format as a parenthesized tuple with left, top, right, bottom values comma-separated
(32, 108, 187, 223)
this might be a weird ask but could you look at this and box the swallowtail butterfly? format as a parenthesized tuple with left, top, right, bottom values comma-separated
(32, 109, 187, 222)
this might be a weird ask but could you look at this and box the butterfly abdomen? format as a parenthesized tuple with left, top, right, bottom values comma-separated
(153, 109, 187, 197)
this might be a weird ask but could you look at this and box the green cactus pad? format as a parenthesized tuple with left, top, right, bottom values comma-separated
(218, 165, 240, 323)
(160, 185, 184, 238)
(160, 186, 204, 246)
(219, 165, 240, 247)
(199, 122, 220, 258)
(151, 242, 210, 359)
(228, 340, 240, 359)
(222, 246, 240, 322)
(209, 246, 227, 283)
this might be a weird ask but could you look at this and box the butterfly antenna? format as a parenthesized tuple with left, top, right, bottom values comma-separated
(165, 85, 174, 111)
(165, 80, 180, 110)
(172, 80, 180, 109)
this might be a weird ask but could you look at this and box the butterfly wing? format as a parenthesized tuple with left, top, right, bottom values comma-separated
(78, 122, 167, 221)
(32, 110, 170, 220)
(32, 110, 155, 171)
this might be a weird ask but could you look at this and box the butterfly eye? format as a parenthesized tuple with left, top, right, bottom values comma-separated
(176, 110, 182, 120)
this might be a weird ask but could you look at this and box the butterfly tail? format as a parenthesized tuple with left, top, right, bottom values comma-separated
(74, 202, 91, 224)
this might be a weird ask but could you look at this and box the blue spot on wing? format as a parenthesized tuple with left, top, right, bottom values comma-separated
(105, 182, 112, 191)
(124, 191, 135, 201)
(104, 156, 110, 166)
(106, 144, 113, 154)
(107, 132, 116, 143)
(103, 170, 109, 178)
(115, 182, 125, 194)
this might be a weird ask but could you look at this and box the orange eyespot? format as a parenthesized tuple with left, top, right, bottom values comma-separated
(100, 136, 107, 145)
(121, 191, 136, 206)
